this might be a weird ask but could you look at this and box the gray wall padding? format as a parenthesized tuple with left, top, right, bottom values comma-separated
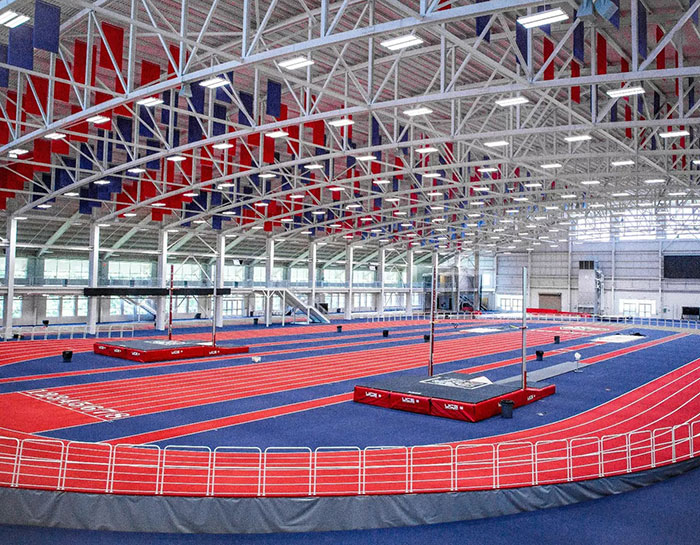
(0, 457, 698, 534)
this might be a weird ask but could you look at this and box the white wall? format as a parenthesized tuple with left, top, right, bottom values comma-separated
(495, 239, 700, 319)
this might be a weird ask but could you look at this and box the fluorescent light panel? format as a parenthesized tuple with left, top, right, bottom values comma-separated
(606, 86, 645, 98)
(136, 97, 163, 107)
(381, 34, 423, 50)
(212, 142, 234, 150)
(87, 115, 110, 124)
(4, 14, 29, 28)
(200, 77, 228, 89)
(279, 56, 314, 70)
(611, 159, 635, 166)
(495, 96, 529, 107)
(517, 8, 569, 29)
(541, 163, 562, 169)
(416, 146, 438, 153)
(328, 118, 354, 127)
(660, 129, 690, 138)
(404, 106, 433, 116)
(484, 140, 509, 148)
(266, 130, 288, 138)
(564, 134, 592, 143)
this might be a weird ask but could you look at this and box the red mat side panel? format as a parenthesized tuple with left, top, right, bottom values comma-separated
(353, 386, 390, 407)
(94, 343, 249, 363)
(429, 398, 477, 422)
(388, 392, 431, 414)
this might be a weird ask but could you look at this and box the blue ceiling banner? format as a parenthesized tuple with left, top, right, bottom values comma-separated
(638, 1, 647, 60)
(8, 24, 34, 70)
(266, 79, 282, 118)
(34, 1, 60, 54)
(573, 20, 585, 63)
(238, 91, 254, 126)
(0, 44, 8, 88)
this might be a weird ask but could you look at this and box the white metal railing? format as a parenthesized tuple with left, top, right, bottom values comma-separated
(1, 420, 699, 498)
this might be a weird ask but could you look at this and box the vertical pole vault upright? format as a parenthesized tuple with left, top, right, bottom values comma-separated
(428, 251, 438, 377)
(521, 266, 528, 390)
(168, 264, 174, 340)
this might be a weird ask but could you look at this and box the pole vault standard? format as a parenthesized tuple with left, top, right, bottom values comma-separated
(428, 251, 438, 377)
(521, 266, 528, 390)
(168, 264, 174, 341)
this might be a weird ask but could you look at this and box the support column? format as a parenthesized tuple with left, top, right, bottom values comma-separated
(308, 241, 317, 306)
(377, 247, 386, 315)
(406, 248, 414, 316)
(473, 250, 480, 311)
(3, 217, 17, 340)
(611, 236, 616, 315)
(455, 252, 462, 312)
(265, 238, 275, 326)
(344, 245, 354, 320)
(155, 230, 168, 330)
(215, 233, 225, 328)
(86, 223, 100, 336)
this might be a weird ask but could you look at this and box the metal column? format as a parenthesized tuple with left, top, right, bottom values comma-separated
(344, 245, 354, 320)
(265, 238, 274, 327)
(155, 230, 168, 330)
(86, 223, 100, 336)
(406, 248, 414, 317)
(377, 247, 386, 316)
(308, 241, 317, 307)
(215, 233, 225, 329)
(2, 217, 17, 340)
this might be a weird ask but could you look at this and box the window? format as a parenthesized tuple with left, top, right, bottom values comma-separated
(618, 209, 656, 240)
(222, 296, 244, 316)
(108, 261, 151, 280)
(324, 269, 345, 284)
(412, 293, 423, 309)
(253, 266, 266, 283)
(0, 257, 29, 279)
(46, 296, 61, 317)
(353, 292, 374, 310)
(290, 267, 308, 284)
(224, 264, 245, 282)
(44, 258, 89, 280)
(384, 292, 403, 309)
(109, 297, 153, 316)
(574, 216, 610, 242)
(619, 299, 656, 318)
(176, 296, 199, 314)
(385, 270, 404, 287)
(481, 272, 493, 288)
(0, 296, 23, 319)
(324, 293, 345, 312)
(353, 269, 375, 285)
(171, 263, 203, 282)
(498, 295, 522, 312)
(272, 266, 284, 282)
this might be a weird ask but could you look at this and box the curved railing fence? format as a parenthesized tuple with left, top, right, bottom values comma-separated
(1, 421, 698, 498)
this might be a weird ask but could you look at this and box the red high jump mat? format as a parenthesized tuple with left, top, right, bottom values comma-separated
(354, 373, 555, 422)
(94, 339, 249, 363)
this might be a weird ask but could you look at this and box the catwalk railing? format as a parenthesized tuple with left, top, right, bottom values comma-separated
(1, 421, 698, 497)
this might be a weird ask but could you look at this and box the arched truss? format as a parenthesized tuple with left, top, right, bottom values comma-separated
(1, 0, 700, 262)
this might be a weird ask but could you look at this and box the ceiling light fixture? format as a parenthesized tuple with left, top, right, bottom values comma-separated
(404, 106, 433, 116)
(381, 34, 424, 50)
(2, 12, 29, 28)
(564, 134, 592, 143)
(611, 159, 635, 166)
(266, 130, 288, 138)
(328, 118, 354, 127)
(606, 86, 645, 98)
(541, 163, 562, 169)
(212, 142, 234, 150)
(495, 96, 529, 107)
(517, 8, 569, 29)
(660, 129, 690, 138)
(484, 140, 509, 148)
(87, 115, 110, 124)
(279, 56, 314, 70)
(127, 167, 146, 174)
(415, 146, 438, 154)
(44, 132, 66, 140)
(136, 97, 164, 107)
(200, 77, 228, 89)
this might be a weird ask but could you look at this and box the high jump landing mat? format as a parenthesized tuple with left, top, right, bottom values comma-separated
(93, 339, 249, 363)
